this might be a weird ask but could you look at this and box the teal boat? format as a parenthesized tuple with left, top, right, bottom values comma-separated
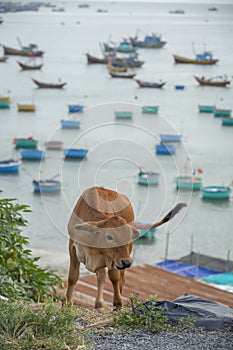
(176, 176, 202, 190)
(142, 106, 159, 114)
(202, 186, 231, 199)
(198, 105, 215, 113)
(0, 101, 10, 109)
(214, 108, 231, 117)
(13, 137, 38, 149)
(114, 111, 133, 119)
(222, 117, 233, 126)
(138, 171, 160, 186)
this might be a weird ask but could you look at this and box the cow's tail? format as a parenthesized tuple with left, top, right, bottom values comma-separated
(134, 203, 187, 230)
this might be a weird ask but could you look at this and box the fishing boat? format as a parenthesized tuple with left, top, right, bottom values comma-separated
(194, 75, 230, 87)
(0, 56, 8, 62)
(63, 148, 88, 159)
(176, 175, 202, 190)
(17, 103, 36, 112)
(175, 85, 185, 90)
(135, 79, 166, 88)
(3, 43, 44, 57)
(0, 96, 10, 103)
(60, 119, 80, 129)
(20, 149, 45, 160)
(130, 33, 166, 48)
(213, 108, 231, 117)
(0, 159, 21, 173)
(32, 78, 66, 89)
(33, 179, 61, 193)
(155, 143, 176, 155)
(114, 111, 133, 119)
(198, 105, 215, 113)
(13, 137, 38, 149)
(68, 105, 84, 113)
(201, 186, 231, 200)
(107, 64, 127, 73)
(222, 117, 233, 126)
(138, 171, 160, 186)
(86, 53, 108, 64)
(159, 134, 182, 143)
(103, 40, 136, 53)
(45, 140, 63, 150)
(17, 60, 43, 70)
(109, 71, 136, 79)
(142, 106, 159, 114)
(173, 51, 219, 65)
(0, 100, 10, 108)
(169, 9, 185, 14)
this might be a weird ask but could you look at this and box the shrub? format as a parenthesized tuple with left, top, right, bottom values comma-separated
(0, 191, 62, 301)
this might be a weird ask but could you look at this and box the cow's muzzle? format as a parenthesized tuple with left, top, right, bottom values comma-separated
(114, 259, 132, 270)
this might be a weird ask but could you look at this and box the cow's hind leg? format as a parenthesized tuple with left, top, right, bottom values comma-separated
(108, 269, 122, 308)
(66, 241, 80, 304)
(95, 267, 106, 309)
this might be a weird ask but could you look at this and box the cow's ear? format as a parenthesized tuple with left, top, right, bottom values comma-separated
(131, 226, 140, 240)
(71, 222, 98, 246)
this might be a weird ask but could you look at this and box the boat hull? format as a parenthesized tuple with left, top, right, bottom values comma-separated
(176, 176, 202, 190)
(20, 150, 45, 160)
(159, 134, 182, 142)
(114, 111, 133, 119)
(14, 138, 38, 149)
(135, 79, 165, 88)
(156, 143, 176, 155)
(3, 45, 44, 57)
(33, 180, 61, 192)
(194, 76, 230, 87)
(45, 141, 63, 150)
(32, 78, 66, 89)
(202, 186, 231, 199)
(64, 149, 88, 159)
(142, 106, 159, 113)
(198, 105, 215, 113)
(138, 172, 160, 186)
(0, 101, 10, 108)
(60, 119, 80, 129)
(68, 105, 84, 113)
(0, 160, 21, 173)
(18, 104, 36, 112)
(173, 54, 218, 65)
(214, 109, 231, 117)
(222, 117, 233, 125)
(18, 61, 43, 70)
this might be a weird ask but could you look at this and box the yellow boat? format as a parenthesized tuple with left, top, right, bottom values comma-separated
(0, 96, 11, 103)
(18, 104, 36, 112)
(107, 64, 127, 73)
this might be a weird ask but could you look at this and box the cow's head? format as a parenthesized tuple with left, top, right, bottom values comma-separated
(73, 216, 140, 270)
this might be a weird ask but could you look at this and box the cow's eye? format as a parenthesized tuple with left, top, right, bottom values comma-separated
(106, 234, 113, 241)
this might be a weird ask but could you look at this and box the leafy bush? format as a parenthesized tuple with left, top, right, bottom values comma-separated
(114, 294, 194, 332)
(0, 300, 84, 350)
(0, 192, 62, 301)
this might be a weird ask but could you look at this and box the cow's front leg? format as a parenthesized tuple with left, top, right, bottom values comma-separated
(108, 269, 122, 308)
(95, 267, 106, 309)
(66, 241, 80, 304)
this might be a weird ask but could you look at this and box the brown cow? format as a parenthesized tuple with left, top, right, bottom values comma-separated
(66, 186, 186, 308)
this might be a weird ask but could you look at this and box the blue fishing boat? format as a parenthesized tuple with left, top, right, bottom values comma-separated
(176, 176, 202, 190)
(0, 101, 10, 108)
(60, 119, 80, 129)
(198, 105, 215, 113)
(20, 149, 45, 160)
(68, 105, 84, 113)
(175, 85, 185, 90)
(114, 111, 133, 119)
(33, 179, 61, 193)
(130, 33, 166, 48)
(202, 186, 231, 200)
(138, 171, 160, 186)
(0, 159, 21, 173)
(63, 148, 88, 159)
(142, 106, 159, 114)
(159, 134, 182, 143)
(155, 143, 176, 155)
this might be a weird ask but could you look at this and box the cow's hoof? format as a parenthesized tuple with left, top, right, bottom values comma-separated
(95, 300, 105, 309)
(113, 303, 122, 311)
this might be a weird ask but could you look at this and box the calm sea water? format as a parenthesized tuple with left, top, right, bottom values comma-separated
(0, 1, 233, 275)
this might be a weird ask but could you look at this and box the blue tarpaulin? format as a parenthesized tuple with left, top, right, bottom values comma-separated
(155, 260, 219, 278)
(203, 272, 233, 285)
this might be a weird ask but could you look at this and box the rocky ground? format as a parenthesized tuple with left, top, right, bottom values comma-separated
(87, 328, 233, 350)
